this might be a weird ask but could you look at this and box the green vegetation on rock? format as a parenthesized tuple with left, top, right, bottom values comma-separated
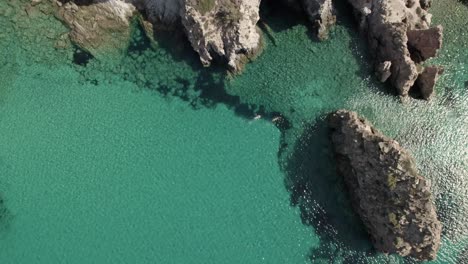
(387, 173, 397, 190)
(195, 0, 216, 15)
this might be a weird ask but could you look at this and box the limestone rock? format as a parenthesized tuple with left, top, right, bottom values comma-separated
(347, 0, 443, 97)
(416, 66, 442, 100)
(328, 110, 442, 261)
(181, 0, 262, 72)
(55, 0, 135, 59)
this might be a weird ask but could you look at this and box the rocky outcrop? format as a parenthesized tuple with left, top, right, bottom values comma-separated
(282, 0, 336, 40)
(54, 0, 444, 81)
(328, 110, 442, 261)
(55, 0, 136, 58)
(56, 0, 262, 72)
(347, 0, 443, 98)
(140, 0, 263, 72)
(182, 0, 262, 72)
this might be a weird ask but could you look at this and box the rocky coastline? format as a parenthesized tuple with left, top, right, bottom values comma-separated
(328, 110, 442, 261)
(51, 0, 444, 97)
(8, 0, 450, 261)
(347, 0, 444, 98)
(54, 0, 264, 72)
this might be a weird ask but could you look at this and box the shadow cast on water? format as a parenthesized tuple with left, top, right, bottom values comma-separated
(135, 23, 291, 128)
(280, 117, 381, 263)
(123, 15, 379, 262)
(111, 6, 381, 262)
(70, 5, 393, 262)
(260, 0, 395, 98)
(333, 0, 397, 98)
(260, 0, 324, 43)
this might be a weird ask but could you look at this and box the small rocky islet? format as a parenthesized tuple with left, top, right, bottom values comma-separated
(18, 0, 447, 261)
(328, 110, 442, 261)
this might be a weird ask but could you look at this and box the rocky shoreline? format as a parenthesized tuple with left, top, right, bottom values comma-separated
(51, 0, 443, 98)
(328, 110, 442, 261)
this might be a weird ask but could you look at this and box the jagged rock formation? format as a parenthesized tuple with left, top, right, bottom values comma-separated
(182, 0, 262, 72)
(282, 0, 336, 40)
(328, 110, 442, 261)
(56, 0, 262, 72)
(54, 0, 445, 84)
(347, 0, 443, 98)
(55, 0, 136, 58)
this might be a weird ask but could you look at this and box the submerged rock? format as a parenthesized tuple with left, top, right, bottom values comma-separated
(347, 0, 443, 98)
(328, 110, 442, 261)
(55, 0, 136, 59)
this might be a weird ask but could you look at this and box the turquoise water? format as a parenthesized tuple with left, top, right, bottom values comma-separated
(0, 0, 467, 263)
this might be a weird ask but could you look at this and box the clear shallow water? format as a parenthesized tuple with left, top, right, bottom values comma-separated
(0, 0, 467, 263)
(0, 63, 315, 263)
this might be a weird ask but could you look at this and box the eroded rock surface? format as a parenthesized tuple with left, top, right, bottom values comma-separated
(55, 0, 136, 58)
(182, 0, 262, 72)
(328, 110, 442, 261)
(347, 0, 443, 98)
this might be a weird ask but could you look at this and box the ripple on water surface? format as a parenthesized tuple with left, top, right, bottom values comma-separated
(0, 0, 467, 263)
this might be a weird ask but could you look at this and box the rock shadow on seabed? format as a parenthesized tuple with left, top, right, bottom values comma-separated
(0, 194, 12, 234)
(259, 0, 323, 43)
(334, 0, 397, 98)
(125, 21, 292, 128)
